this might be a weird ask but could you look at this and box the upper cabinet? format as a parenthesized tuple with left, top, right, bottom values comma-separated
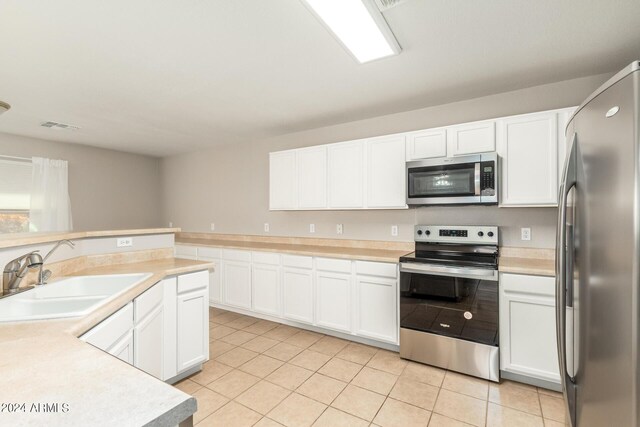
(269, 106, 578, 211)
(498, 107, 576, 207)
(367, 135, 406, 208)
(447, 120, 496, 156)
(328, 141, 365, 209)
(406, 128, 447, 160)
(269, 150, 297, 210)
(297, 146, 327, 209)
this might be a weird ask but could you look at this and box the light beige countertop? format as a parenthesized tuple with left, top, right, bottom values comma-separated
(0, 257, 212, 427)
(176, 237, 411, 263)
(0, 227, 181, 249)
(498, 247, 556, 277)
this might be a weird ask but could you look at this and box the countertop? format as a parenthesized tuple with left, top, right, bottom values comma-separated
(498, 247, 556, 277)
(0, 227, 181, 249)
(0, 257, 212, 427)
(176, 237, 411, 263)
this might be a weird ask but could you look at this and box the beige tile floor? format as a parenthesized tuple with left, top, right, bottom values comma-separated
(175, 307, 569, 427)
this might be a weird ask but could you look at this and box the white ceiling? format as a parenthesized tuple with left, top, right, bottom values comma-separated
(0, 0, 639, 157)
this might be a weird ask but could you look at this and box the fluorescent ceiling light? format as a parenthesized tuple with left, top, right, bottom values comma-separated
(301, 0, 401, 63)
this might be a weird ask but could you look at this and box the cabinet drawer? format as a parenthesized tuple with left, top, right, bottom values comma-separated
(178, 270, 209, 294)
(135, 282, 163, 321)
(175, 245, 197, 259)
(198, 247, 221, 259)
(501, 273, 555, 297)
(355, 261, 397, 278)
(81, 303, 134, 351)
(316, 257, 352, 273)
(282, 254, 313, 269)
(252, 251, 280, 265)
(222, 249, 252, 262)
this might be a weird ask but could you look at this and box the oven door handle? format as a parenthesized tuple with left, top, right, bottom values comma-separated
(400, 262, 498, 281)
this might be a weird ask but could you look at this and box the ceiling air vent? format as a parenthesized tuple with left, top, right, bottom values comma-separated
(40, 121, 80, 131)
(373, 0, 411, 11)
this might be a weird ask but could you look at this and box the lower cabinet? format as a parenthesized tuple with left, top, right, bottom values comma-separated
(282, 267, 314, 324)
(222, 259, 252, 309)
(315, 270, 351, 333)
(81, 270, 209, 382)
(252, 263, 281, 316)
(355, 275, 398, 343)
(499, 272, 560, 384)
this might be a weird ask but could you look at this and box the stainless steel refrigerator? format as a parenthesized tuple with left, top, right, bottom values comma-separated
(557, 60, 640, 426)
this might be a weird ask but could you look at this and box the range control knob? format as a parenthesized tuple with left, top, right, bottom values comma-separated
(425, 230, 431, 236)
(417, 230, 423, 236)
(488, 231, 494, 237)
(477, 231, 484, 237)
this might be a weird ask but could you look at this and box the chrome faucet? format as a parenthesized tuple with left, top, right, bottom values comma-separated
(36, 239, 75, 286)
(2, 251, 43, 295)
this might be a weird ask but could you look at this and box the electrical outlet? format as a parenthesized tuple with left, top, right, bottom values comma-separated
(117, 237, 133, 247)
(168, 221, 173, 228)
(264, 223, 270, 232)
(210, 223, 215, 231)
(391, 225, 398, 237)
(336, 224, 343, 235)
(309, 224, 315, 233)
(521, 227, 531, 241)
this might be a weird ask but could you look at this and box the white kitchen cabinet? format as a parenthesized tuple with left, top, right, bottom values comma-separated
(355, 262, 398, 344)
(498, 111, 559, 206)
(134, 303, 165, 379)
(197, 247, 222, 304)
(252, 261, 281, 316)
(366, 134, 407, 208)
(500, 272, 560, 384)
(109, 330, 134, 365)
(447, 120, 496, 155)
(406, 128, 447, 160)
(282, 266, 314, 324)
(222, 259, 252, 309)
(269, 150, 297, 210)
(315, 269, 351, 333)
(328, 140, 365, 208)
(177, 271, 209, 373)
(297, 146, 327, 209)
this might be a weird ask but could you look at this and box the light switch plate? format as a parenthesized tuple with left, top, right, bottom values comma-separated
(391, 225, 398, 237)
(264, 223, 270, 232)
(521, 227, 531, 241)
(117, 237, 133, 247)
(309, 224, 315, 233)
(336, 224, 343, 235)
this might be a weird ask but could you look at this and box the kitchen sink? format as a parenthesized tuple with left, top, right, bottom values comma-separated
(0, 273, 152, 322)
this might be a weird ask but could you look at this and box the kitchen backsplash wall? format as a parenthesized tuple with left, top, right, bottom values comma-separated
(162, 72, 612, 249)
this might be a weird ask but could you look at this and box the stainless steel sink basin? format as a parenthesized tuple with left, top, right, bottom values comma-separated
(0, 273, 152, 322)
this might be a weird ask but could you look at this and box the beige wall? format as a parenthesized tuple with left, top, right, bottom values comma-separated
(161, 72, 613, 249)
(0, 133, 162, 231)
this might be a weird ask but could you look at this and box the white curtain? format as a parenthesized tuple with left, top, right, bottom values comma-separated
(29, 157, 73, 232)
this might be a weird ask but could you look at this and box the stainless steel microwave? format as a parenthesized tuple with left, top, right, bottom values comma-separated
(406, 153, 498, 206)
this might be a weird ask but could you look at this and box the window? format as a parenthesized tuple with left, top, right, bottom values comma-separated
(0, 158, 32, 233)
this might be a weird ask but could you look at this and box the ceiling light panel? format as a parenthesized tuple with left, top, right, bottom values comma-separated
(301, 0, 401, 63)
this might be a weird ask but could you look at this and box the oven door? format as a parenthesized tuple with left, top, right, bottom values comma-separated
(399, 263, 498, 347)
(406, 156, 481, 205)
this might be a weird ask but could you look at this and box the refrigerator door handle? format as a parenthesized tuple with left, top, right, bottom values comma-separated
(556, 133, 578, 391)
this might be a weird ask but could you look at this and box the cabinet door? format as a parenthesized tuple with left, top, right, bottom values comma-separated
(177, 287, 208, 373)
(297, 146, 327, 209)
(406, 128, 447, 160)
(80, 302, 134, 351)
(222, 260, 252, 309)
(328, 140, 365, 208)
(315, 271, 351, 333)
(270, 150, 297, 210)
(500, 273, 560, 383)
(366, 135, 407, 208)
(108, 330, 134, 365)
(282, 267, 314, 324)
(448, 121, 496, 155)
(355, 275, 397, 343)
(498, 112, 558, 206)
(252, 263, 281, 316)
(134, 303, 164, 379)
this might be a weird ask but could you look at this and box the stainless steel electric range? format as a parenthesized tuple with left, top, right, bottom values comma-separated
(399, 225, 499, 382)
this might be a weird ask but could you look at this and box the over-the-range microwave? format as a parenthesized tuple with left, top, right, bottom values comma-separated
(406, 153, 498, 206)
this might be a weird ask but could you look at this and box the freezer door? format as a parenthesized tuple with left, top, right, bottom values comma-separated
(565, 68, 640, 427)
